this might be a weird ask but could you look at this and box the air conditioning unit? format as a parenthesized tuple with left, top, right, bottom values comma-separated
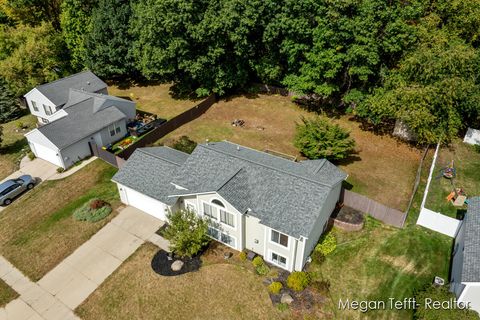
(433, 276, 445, 287)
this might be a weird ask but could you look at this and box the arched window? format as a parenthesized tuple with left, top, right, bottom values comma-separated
(211, 199, 225, 207)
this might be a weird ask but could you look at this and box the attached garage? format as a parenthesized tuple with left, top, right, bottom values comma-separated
(117, 184, 168, 220)
(25, 130, 64, 167)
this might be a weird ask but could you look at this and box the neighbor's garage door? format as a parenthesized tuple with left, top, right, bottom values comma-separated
(118, 185, 167, 220)
(29, 142, 63, 167)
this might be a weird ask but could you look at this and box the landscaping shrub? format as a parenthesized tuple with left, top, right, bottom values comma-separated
(287, 271, 311, 291)
(27, 151, 35, 160)
(73, 199, 112, 222)
(315, 232, 337, 256)
(255, 263, 270, 276)
(252, 256, 264, 268)
(268, 281, 283, 294)
(172, 136, 197, 154)
(239, 251, 247, 261)
(311, 279, 331, 295)
(277, 303, 289, 312)
(56, 167, 65, 173)
(90, 199, 108, 210)
(294, 116, 355, 161)
(163, 209, 210, 257)
(414, 285, 479, 319)
(310, 250, 326, 265)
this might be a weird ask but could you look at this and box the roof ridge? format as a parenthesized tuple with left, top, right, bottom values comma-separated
(200, 143, 333, 188)
(313, 159, 328, 174)
(137, 148, 184, 166)
(36, 70, 95, 89)
(216, 167, 245, 191)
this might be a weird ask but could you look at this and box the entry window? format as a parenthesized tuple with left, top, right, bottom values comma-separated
(31, 101, 39, 111)
(203, 203, 217, 220)
(271, 230, 288, 247)
(271, 252, 287, 267)
(220, 209, 234, 227)
(221, 232, 236, 248)
(43, 104, 53, 115)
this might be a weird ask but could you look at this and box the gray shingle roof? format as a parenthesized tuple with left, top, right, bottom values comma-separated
(37, 90, 131, 149)
(462, 197, 480, 282)
(34, 71, 107, 107)
(112, 148, 188, 205)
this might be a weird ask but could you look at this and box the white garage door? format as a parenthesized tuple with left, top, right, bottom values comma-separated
(119, 185, 167, 221)
(29, 142, 63, 167)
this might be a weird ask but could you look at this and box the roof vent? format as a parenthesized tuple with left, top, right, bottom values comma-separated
(237, 145, 240, 151)
(206, 139, 209, 145)
(87, 81, 91, 85)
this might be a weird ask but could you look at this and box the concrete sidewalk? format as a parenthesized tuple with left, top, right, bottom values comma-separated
(0, 207, 166, 319)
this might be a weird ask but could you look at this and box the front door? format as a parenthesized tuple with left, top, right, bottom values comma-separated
(245, 215, 264, 255)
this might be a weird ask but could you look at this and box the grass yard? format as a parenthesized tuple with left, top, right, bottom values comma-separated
(0, 160, 120, 281)
(425, 139, 480, 218)
(0, 279, 18, 308)
(156, 94, 422, 210)
(108, 83, 200, 120)
(77, 243, 283, 320)
(0, 114, 36, 180)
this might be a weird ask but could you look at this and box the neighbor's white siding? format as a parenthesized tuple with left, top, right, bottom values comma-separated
(451, 221, 466, 297)
(24, 88, 58, 122)
(459, 284, 480, 314)
(302, 182, 342, 267)
(117, 184, 168, 220)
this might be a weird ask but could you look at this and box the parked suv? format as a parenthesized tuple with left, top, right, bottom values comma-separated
(0, 175, 35, 206)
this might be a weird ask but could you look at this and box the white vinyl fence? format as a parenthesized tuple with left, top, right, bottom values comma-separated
(416, 143, 462, 237)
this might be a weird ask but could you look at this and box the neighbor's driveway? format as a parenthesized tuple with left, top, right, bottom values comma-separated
(0, 206, 167, 319)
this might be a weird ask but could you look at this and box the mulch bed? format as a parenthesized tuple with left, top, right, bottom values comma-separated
(151, 250, 202, 276)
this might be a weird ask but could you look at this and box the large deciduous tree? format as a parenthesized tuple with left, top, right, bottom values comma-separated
(84, 0, 135, 78)
(60, 0, 97, 70)
(0, 78, 21, 123)
(0, 0, 62, 29)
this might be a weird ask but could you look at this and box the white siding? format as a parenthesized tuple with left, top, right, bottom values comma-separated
(451, 222, 466, 297)
(59, 137, 93, 168)
(302, 182, 342, 267)
(24, 88, 58, 121)
(98, 119, 128, 146)
(459, 284, 480, 314)
(25, 129, 63, 167)
(117, 184, 168, 220)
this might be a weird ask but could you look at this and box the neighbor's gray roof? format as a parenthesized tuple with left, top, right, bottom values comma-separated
(112, 148, 188, 205)
(462, 197, 480, 282)
(34, 71, 107, 107)
(37, 90, 131, 149)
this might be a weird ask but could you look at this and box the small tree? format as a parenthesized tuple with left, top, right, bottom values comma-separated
(163, 209, 210, 257)
(172, 136, 197, 154)
(294, 116, 355, 161)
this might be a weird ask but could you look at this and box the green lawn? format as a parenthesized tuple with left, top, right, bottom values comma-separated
(0, 279, 18, 308)
(425, 139, 480, 218)
(0, 114, 36, 180)
(0, 160, 120, 281)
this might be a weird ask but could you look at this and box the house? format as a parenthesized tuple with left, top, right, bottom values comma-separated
(464, 128, 480, 146)
(25, 88, 136, 169)
(112, 141, 347, 271)
(450, 197, 480, 313)
(23, 70, 108, 125)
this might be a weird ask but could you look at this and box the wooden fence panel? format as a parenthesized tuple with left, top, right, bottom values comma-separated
(341, 189, 407, 228)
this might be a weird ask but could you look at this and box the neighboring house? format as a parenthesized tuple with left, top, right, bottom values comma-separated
(25, 88, 136, 169)
(23, 70, 108, 124)
(464, 128, 480, 146)
(451, 197, 480, 313)
(112, 141, 347, 272)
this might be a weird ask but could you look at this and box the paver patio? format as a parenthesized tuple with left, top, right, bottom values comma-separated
(0, 206, 167, 319)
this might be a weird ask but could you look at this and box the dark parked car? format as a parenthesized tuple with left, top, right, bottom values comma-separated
(0, 175, 35, 205)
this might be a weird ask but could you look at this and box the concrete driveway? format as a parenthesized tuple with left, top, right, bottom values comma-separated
(0, 158, 58, 212)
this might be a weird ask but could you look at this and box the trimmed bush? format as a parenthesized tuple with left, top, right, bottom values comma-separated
(27, 151, 35, 160)
(287, 271, 311, 291)
(315, 232, 337, 256)
(255, 263, 270, 276)
(252, 256, 264, 268)
(268, 281, 283, 294)
(172, 136, 197, 154)
(73, 199, 112, 222)
(56, 167, 65, 173)
(311, 250, 326, 265)
(239, 251, 247, 261)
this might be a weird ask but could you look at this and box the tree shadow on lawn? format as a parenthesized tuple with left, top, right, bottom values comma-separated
(0, 138, 28, 155)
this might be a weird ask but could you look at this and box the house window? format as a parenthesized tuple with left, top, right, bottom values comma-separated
(220, 209, 234, 227)
(109, 122, 122, 136)
(185, 202, 196, 213)
(203, 203, 217, 220)
(207, 227, 219, 239)
(271, 230, 288, 247)
(43, 104, 53, 115)
(221, 232, 236, 248)
(31, 101, 38, 112)
(271, 252, 287, 268)
(212, 199, 224, 207)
